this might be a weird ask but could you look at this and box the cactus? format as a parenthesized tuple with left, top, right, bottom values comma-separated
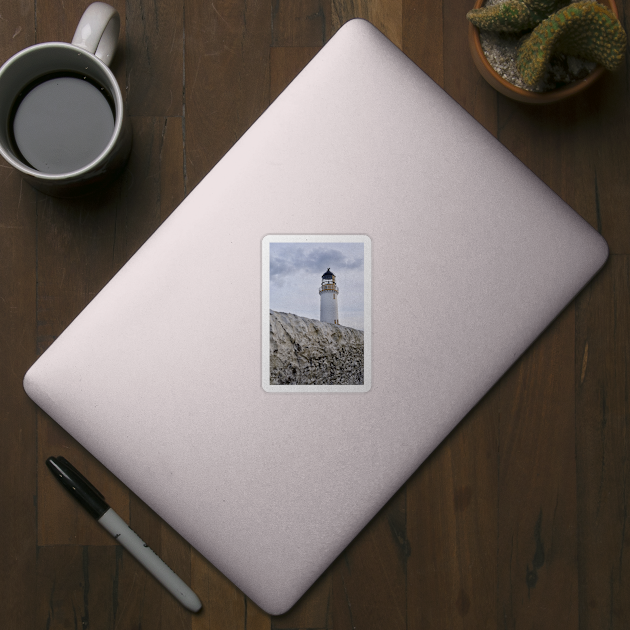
(467, 0, 568, 33)
(516, 1, 627, 85)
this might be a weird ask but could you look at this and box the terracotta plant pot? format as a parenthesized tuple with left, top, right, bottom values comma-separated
(468, 0, 619, 103)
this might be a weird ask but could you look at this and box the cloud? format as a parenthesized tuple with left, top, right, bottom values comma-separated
(270, 243, 364, 284)
(268, 242, 365, 330)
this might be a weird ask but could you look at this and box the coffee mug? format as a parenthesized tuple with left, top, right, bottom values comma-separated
(0, 2, 132, 197)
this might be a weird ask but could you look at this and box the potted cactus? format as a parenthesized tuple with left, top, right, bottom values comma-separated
(467, 0, 627, 102)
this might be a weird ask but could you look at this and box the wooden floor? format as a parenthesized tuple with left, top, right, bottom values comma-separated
(1, 0, 629, 628)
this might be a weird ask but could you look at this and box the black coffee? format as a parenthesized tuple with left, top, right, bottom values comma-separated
(10, 73, 115, 174)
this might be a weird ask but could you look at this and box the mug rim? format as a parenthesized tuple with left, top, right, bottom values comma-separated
(0, 41, 125, 181)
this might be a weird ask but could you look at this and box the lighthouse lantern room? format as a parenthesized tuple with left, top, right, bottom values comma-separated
(319, 268, 339, 325)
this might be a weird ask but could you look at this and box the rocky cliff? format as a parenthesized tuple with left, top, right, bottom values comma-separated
(269, 310, 364, 385)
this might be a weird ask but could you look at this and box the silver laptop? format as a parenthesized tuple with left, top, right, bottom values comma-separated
(24, 19, 608, 614)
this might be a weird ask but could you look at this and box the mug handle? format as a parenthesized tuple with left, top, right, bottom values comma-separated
(71, 2, 120, 67)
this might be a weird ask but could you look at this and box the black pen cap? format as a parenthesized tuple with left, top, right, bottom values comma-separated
(46, 456, 110, 519)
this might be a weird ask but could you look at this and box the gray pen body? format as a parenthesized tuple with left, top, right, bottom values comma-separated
(98, 508, 202, 612)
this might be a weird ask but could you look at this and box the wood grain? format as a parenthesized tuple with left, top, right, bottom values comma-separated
(497, 304, 578, 629)
(407, 392, 498, 629)
(576, 256, 630, 629)
(190, 549, 247, 630)
(332, 0, 403, 48)
(37, 417, 129, 546)
(496, 96, 599, 229)
(126, 0, 184, 117)
(0, 4, 38, 629)
(272, 573, 332, 629)
(184, 0, 271, 191)
(118, 495, 193, 629)
(0, 159, 38, 630)
(403, 0, 444, 88)
(270, 47, 321, 103)
(443, 0, 497, 132)
(1, 0, 629, 627)
(583, 72, 630, 254)
(112, 116, 185, 271)
(331, 486, 408, 630)
(36, 545, 118, 630)
(271, 0, 331, 46)
(0, 2, 37, 628)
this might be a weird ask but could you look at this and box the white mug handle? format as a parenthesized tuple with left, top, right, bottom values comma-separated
(71, 2, 120, 67)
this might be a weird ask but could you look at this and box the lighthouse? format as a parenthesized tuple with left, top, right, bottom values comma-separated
(319, 268, 339, 325)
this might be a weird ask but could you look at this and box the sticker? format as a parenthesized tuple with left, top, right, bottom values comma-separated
(262, 235, 371, 393)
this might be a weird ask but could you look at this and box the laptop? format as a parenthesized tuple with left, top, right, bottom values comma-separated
(23, 19, 608, 614)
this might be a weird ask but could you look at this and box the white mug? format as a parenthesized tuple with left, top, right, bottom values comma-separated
(0, 2, 132, 197)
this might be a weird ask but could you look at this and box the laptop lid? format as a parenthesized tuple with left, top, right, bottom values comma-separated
(24, 19, 608, 614)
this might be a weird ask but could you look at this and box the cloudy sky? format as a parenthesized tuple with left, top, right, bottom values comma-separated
(269, 241, 365, 330)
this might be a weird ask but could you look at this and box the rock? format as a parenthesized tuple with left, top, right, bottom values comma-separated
(269, 310, 364, 385)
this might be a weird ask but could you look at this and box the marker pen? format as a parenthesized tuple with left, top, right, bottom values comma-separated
(46, 456, 202, 613)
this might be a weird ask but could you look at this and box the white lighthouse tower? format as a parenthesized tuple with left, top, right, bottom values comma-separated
(319, 268, 339, 325)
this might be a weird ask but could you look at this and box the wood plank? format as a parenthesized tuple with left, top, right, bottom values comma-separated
(582, 72, 630, 254)
(331, 486, 407, 630)
(271, 573, 332, 629)
(575, 256, 630, 629)
(109, 494, 193, 629)
(407, 391, 499, 629)
(0, 142, 38, 630)
(3, 0, 627, 627)
(270, 47, 321, 103)
(159, 116, 187, 221)
(408, 450, 460, 628)
(190, 548, 248, 630)
(36, 0, 124, 45)
(247, 599, 272, 630)
(112, 539, 194, 629)
(157, 517, 197, 629)
(492, 36, 628, 626)
(402, 0, 444, 88)
(496, 96, 598, 224)
(111, 545, 146, 630)
(112, 116, 185, 271)
(0, 5, 38, 629)
(126, 0, 184, 116)
(575, 0, 630, 253)
(0, 0, 36, 55)
(492, 71, 620, 630)
(271, 0, 331, 46)
(331, 0, 402, 48)
(184, 0, 272, 192)
(497, 305, 578, 628)
(37, 417, 129, 546)
(34, 187, 120, 354)
(493, 48, 630, 256)
(443, 0, 497, 132)
(36, 545, 118, 630)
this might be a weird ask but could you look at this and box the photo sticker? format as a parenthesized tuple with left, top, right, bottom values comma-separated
(262, 235, 371, 393)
